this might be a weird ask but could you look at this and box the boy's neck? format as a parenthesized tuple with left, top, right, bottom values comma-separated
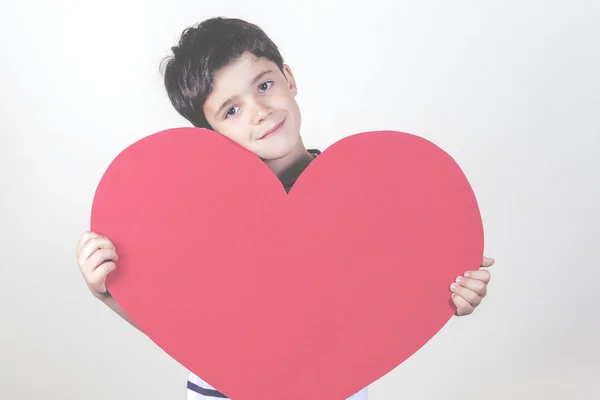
(262, 140, 315, 185)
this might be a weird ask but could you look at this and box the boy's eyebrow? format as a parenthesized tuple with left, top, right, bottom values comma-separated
(214, 69, 273, 117)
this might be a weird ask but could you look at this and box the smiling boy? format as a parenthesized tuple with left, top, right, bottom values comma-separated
(76, 17, 495, 399)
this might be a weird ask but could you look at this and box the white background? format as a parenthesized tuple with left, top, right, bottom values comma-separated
(1, 0, 599, 399)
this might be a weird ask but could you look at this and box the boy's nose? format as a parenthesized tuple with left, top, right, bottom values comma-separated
(252, 101, 271, 125)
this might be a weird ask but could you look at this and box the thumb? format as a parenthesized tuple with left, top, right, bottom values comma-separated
(481, 256, 495, 268)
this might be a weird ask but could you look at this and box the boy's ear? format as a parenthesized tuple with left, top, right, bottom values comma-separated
(282, 64, 298, 96)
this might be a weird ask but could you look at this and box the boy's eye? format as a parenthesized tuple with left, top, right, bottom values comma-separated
(258, 81, 273, 92)
(225, 105, 239, 119)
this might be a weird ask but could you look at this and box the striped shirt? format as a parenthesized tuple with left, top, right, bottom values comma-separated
(187, 373, 369, 399)
(186, 149, 369, 399)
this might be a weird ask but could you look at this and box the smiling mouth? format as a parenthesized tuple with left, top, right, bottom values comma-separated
(259, 119, 285, 140)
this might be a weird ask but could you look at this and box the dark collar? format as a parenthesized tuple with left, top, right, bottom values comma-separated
(282, 149, 320, 192)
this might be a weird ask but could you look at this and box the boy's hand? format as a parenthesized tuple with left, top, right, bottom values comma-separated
(450, 256, 494, 316)
(76, 231, 118, 298)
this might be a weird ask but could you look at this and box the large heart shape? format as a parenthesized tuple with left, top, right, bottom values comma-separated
(90, 128, 483, 399)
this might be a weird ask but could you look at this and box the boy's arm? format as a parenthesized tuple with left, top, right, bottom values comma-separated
(96, 292, 143, 332)
(77, 231, 143, 333)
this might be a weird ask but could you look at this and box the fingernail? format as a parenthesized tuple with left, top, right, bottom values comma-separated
(456, 276, 463, 284)
(450, 283, 457, 291)
(464, 271, 470, 277)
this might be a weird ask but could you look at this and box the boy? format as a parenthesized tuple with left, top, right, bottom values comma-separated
(76, 17, 494, 399)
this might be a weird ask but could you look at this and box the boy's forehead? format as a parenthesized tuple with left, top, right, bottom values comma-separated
(208, 53, 275, 103)
(213, 53, 274, 86)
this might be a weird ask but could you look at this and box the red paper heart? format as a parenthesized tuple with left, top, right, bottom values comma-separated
(91, 128, 483, 399)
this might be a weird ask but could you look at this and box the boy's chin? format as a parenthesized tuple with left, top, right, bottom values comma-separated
(255, 134, 301, 161)
(257, 148, 295, 162)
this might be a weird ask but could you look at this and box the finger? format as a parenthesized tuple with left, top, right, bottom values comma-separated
(451, 293, 474, 316)
(78, 236, 115, 266)
(86, 248, 118, 273)
(456, 276, 487, 298)
(463, 268, 491, 284)
(450, 283, 482, 308)
(481, 256, 495, 268)
(88, 261, 116, 292)
(76, 231, 99, 257)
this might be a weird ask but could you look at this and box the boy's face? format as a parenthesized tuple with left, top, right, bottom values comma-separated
(202, 52, 303, 161)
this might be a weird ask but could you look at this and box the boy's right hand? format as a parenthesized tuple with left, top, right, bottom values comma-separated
(76, 231, 118, 298)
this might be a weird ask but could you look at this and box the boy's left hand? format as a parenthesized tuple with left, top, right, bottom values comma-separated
(450, 256, 495, 316)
